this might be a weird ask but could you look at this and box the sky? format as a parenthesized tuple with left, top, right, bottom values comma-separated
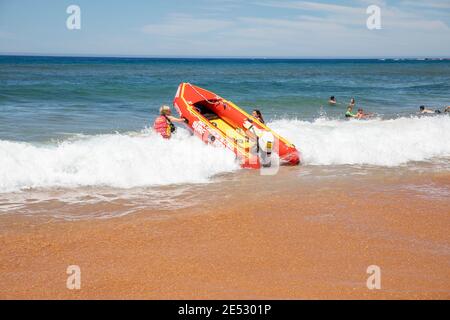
(0, 0, 449, 58)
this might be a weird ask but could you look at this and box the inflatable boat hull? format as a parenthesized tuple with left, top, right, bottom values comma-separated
(173, 83, 301, 169)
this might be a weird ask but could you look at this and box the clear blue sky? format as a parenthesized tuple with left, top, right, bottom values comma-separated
(1, 0, 449, 57)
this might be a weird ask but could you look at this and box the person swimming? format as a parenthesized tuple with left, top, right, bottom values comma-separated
(252, 109, 265, 124)
(419, 105, 437, 114)
(445, 106, 450, 113)
(153, 105, 186, 139)
(328, 96, 337, 105)
(349, 98, 356, 107)
(345, 105, 357, 118)
(356, 108, 373, 119)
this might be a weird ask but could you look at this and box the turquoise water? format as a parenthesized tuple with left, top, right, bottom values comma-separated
(1, 55, 449, 142)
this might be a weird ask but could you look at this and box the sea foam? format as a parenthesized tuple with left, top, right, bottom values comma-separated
(270, 115, 450, 166)
(0, 129, 238, 193)
(1, 116, 449, 192)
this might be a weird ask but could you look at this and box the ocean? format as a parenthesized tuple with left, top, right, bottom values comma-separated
(1, 55, 450, 218)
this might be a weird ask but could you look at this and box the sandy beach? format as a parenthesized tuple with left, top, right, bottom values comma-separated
(2, 0, 450, 303)
(1, 167, 449, 299)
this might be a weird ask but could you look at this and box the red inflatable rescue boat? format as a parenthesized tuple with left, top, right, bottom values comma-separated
(173, 83, 301, 169)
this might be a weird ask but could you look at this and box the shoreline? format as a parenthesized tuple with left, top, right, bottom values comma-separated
(1, 170, 449, 299)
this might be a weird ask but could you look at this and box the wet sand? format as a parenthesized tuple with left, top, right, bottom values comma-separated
(0, 168, 449, 299)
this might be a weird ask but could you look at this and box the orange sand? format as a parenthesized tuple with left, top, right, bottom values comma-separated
(0, 170, 449, 299)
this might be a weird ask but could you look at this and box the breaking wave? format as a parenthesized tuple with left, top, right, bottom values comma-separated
(270, 115, 450, 166)
(0, 129, 238, 193)
(1, 115, 450, 193)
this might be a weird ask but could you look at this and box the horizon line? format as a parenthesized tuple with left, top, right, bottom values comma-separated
(1, 53, 450, 60)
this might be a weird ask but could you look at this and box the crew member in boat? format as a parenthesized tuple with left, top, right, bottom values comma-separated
(252, 109, 265, 124)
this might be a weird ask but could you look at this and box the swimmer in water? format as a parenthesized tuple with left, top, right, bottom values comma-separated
(419, 106, 436, 114)
(349, 98, 356, 108)
(328, 96, 337, 105)
(356, 108, 373, 119)
(345, 105, 357, 118)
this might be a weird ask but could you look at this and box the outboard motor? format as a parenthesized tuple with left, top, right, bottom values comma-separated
(258, 131, 275, 167)
(243, 119, 275, 168)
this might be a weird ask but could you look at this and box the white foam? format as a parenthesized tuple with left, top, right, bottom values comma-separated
(1, 116, 450, 193)
(0, 129, 239, 193)
(269, 115, 450, 166)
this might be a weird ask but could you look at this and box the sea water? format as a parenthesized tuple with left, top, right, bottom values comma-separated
(1, 56, 449, 200)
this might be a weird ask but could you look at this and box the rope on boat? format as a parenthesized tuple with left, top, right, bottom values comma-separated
(187, 83, 221, 105)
